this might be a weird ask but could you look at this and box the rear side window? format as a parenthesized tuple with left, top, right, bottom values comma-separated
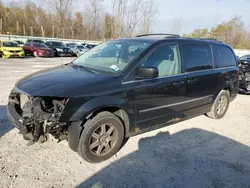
(182, 44, 213, 72)
(212, 45, 236, 68)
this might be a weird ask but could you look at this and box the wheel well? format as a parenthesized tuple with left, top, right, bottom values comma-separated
(87, 107, 130, 137)
(223, 87, 231, 96)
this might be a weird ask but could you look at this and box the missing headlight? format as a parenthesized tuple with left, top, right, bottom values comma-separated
(20, 93, 30, 109)
(19, 97, 68, 143)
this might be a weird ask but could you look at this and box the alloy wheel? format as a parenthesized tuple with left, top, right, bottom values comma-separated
(216, 95, 228, 115)
(89, 123, 118, 156)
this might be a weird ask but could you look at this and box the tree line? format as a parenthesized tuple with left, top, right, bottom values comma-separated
(184, 16, 250, 49)
(0, 0, 157, 40)
(1, 0, 249, 49)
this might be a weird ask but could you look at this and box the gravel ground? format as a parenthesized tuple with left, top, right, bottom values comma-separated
(0, 57, 250, 188)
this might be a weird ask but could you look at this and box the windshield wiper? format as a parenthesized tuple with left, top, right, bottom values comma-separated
(71, 64, 97, 74)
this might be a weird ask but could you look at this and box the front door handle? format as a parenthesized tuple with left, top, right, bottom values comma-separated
(187, 79, 197, 84)
(173, 81, 185, 87)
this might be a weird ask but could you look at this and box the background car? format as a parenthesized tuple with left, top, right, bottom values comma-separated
(0, 41, 24, 58)
(66, 43, 78, 47)
(45, 41, 73, 57)
(26, 39, 45, 44)
(71, 45, 89, 57)
(23, 42, 53, 57)
(238, 55, 250, 93)
(67, 45, 78, 56)
(14, 40, 25, 47)
(81, 43, 97, 50)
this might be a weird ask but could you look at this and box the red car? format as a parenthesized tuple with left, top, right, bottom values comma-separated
(23, 42, 53, 57)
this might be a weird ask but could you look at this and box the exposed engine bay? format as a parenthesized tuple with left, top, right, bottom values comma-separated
(9, 92, 68, 144)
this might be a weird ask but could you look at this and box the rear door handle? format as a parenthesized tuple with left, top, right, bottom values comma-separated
(187, 79, 197, 84)
(173, 81, 185, 87)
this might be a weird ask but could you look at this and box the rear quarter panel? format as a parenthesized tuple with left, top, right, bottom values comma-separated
(213, 67, 238, 101)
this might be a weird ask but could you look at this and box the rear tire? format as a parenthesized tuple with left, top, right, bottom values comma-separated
(77, 111, 125, 163)
(206, 90, 230, 119)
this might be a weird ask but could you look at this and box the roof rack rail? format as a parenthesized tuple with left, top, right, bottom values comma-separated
(135, 33, 180, 38)
(184, 37, 224, 43)
(202, 38, 217, 41)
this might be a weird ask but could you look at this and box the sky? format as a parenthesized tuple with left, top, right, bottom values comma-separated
(3, 0, 250, 35)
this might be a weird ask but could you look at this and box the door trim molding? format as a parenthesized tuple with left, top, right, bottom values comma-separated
(139, 94, 213, 113)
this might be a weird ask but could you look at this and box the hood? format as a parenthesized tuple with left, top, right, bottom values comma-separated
(15, 64, 113, 97)
(2, 47, 23, 51)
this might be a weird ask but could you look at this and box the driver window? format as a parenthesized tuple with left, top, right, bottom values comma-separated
(141, 44, 181, 77)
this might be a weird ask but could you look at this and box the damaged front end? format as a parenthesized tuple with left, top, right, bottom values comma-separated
(239, 62, 250, 94)
(7, 89, 68, 143)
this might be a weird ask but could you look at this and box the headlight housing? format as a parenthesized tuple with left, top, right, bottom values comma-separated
(20, 93, 30, 109)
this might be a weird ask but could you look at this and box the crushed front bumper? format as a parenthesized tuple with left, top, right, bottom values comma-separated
(7, 102, 28, 134)
(239, 87, 250, 94)
(239, 77, 250, 94)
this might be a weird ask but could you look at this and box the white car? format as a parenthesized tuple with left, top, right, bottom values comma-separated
(14, 40, 25, 47)
(72, 45, 89, 57)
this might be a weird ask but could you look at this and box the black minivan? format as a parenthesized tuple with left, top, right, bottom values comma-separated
(7, 34, 238, 163)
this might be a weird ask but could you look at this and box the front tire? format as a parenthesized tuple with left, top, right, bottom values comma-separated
(206, 90, 230, 119)
(78, 111, 124, 163)
(33, 51, 38, 57)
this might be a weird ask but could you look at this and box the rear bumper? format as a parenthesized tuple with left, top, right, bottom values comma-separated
(7, 102, 27, 134)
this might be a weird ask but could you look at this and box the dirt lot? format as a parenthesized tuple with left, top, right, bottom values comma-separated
(0, 57, 250, 188)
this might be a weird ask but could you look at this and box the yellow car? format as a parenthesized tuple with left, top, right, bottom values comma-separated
(0, 41, 25, 58)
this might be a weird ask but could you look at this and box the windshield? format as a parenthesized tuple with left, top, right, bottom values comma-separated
(87, 44, 96, 49)
(30, 40, 44, 43)
(77, 45, 85, 49)
(240, 55, 250, 61)
(53, 42, 65, 47)
(16, 41, 24, 44)
(3, 42, 19, 47)
(72, 40, 151, 73)
(34, 43, 47, 48)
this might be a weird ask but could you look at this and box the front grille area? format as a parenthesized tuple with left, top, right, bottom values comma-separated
(9, 50, 22, 53)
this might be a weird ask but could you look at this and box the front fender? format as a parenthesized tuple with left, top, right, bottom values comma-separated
(64, 96, 134, 152)
(60, 96, 134, 122)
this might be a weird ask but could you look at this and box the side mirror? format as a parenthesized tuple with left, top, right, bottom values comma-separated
(136, 67, 158, 80)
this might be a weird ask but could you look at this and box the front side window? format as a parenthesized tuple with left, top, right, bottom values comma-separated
(3, 42, 19, 47)
(141, 44, 181, 77)
(73, 40, 152, 73)
(182, 44, 213, 72)
(213, 44, 236, 68)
